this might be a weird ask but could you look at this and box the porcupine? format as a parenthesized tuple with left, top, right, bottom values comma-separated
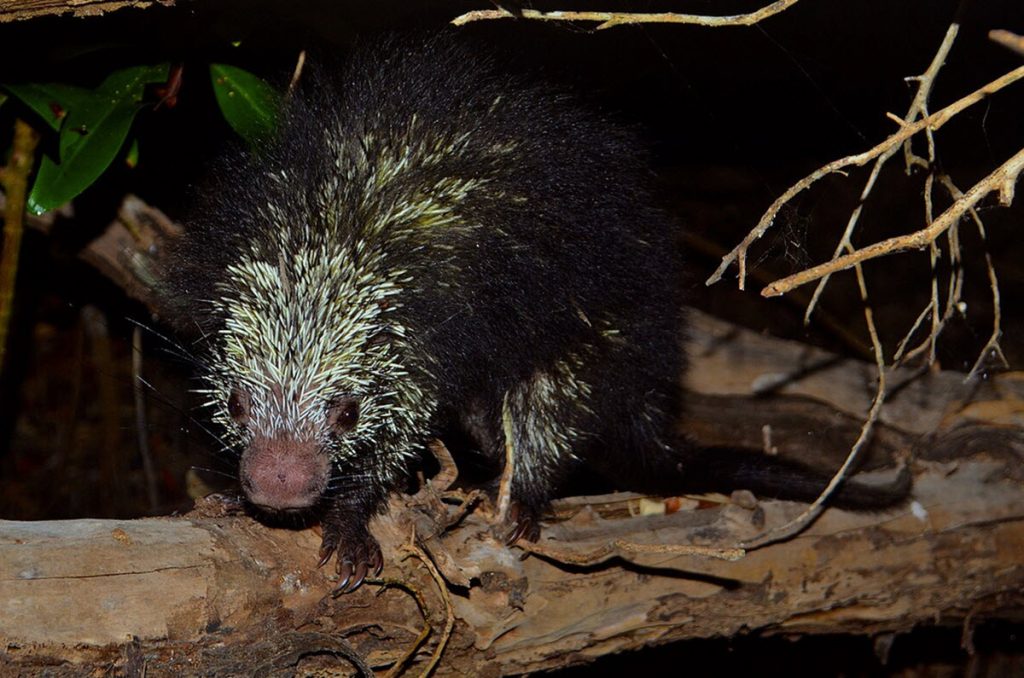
(163, 35, 910, 593)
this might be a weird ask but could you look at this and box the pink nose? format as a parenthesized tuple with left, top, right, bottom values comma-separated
(239, 437, 330, 510)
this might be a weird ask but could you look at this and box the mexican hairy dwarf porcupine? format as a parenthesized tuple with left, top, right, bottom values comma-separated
(164, 35, 910, 593)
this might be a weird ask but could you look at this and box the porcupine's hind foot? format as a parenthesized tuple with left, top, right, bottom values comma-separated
(503, 500, 543, 545)
(318, 510, 383, 595)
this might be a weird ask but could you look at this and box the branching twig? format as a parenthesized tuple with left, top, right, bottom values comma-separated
(743, 257, 890, 549)
(759, 147, 1024, 297)
(721, 14, 1006, 548)
(706, 64, 1024, 290)
(939, 175, 1010, 379)
(800, 19, 960, 324)
(452, 0, 800, 30)
(397, 537, 455, 678)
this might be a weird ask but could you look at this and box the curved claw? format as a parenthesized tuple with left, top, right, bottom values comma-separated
(348, 560, 370, 592)
(324, 532, 383, 596)
(317, 537, 339, 569)
(369, 546, 384, 577)
(336, 559, 354, 591)
(504, 501, 542, 545)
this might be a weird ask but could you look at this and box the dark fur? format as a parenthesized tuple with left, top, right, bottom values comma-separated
(165, 34, 909, 591)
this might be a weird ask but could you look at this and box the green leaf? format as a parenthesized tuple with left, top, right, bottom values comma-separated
(0, 92, 7, 108)
(28, 105, 137, 214)
(210, 63, 279, 145)
(26, 63, 169, 215)
(97, 63, 170, 97)
(2, 83, 91, 131)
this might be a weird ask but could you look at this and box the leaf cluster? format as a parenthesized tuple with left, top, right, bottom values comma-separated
(1, 59, 280, 214)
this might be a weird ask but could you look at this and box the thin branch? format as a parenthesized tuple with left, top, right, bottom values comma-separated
(287, 49, 307, 94)
(397, 538, 455, 678)
(902, 20, 961, 172)
(938, 175, 1010, 379)
(990, 30, 1024, 57)
(452, 0, 800, 29)
(760, 147, 1024, 297)
(706, 64, 1024, 290)
(0, 119, 40, 373)
(744, 254, 889, 549)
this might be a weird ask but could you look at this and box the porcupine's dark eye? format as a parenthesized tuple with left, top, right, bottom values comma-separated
(328, 397, 360, 433)
(227, 389, 249, 423)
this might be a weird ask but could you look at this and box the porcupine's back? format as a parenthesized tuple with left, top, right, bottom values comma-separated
(172, 34, 684, 421)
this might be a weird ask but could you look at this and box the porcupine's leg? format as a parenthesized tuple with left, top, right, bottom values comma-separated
(318, 486, 386, 594)
(492, 312, 688, 543)
(498, 357, 595, 543)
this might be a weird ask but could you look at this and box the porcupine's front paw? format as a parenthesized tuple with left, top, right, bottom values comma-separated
(318, 520, 383, 594)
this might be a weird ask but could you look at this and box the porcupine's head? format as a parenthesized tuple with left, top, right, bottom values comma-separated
(168, 139, 434, 515)
(203, 239, 423, 513)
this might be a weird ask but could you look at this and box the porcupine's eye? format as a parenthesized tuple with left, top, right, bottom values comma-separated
(227, 389, 249, 424)
(327, 397, 360, 433)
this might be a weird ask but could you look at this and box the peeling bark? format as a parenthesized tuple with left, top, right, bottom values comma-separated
(0, 0, 174, 23)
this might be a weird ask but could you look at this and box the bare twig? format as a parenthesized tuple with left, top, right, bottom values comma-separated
(744, 258, 889, 549)
(397, 537, 455, 678)
(760, 147, 1024, 297)
(990, 30, 1024, 57)
(801, 16, 955, 325)
(287, 50, 307, 94)
(0, 119, 39, 372)
(938, 175, 1010, 379)
(726, 15, 989, 545)
(452, 0, 800, 29)
(902, 21, 961, 172)
(706, 64, 1024, 290)
(496, 393, 515, 524)
(892, 175, 950, 365)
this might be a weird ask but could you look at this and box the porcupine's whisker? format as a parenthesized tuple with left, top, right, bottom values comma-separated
(126, 318, 239, 468)
(127, 317, 201, 367)
(324, 474, 375, 492)
(188, 465, 239, 482)
(133, 374, 237, 462)
(82, 347, 235, 468)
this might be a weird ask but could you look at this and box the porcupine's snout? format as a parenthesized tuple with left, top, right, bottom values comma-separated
(239, 436, 331, 511)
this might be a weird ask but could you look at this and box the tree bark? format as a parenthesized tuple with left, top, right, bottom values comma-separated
(2, 311, 1022, 675)
(0, 0, 173, 23)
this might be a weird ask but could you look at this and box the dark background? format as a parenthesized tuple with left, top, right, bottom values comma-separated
(0, 0, 1021, 674)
